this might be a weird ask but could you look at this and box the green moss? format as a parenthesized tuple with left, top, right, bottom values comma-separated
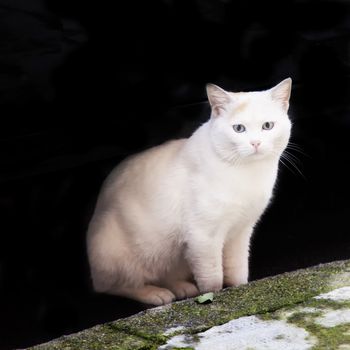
(305, 298, 350, 311)
(257, 308, 350, 349)
(243, 263, 350, 349)
(285, 310, 350, 349)
(287, 311, 322, 324)
(30, 260, 350, 350)
(256, 294, 350, 350)
(121, 261, 350, 336)
(31, 325, 155, 350)
(310, 324, 350, 350)
(257, 311, 282, 321)
(107, 322, 169, 346)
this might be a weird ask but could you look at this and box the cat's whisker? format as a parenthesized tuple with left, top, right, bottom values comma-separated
(275, 141, 309, 161)
(231, 148, 247, 166)
(287, 145, 308, 155)
(288, 141, 303, 147)
(280, 153, 306, 179)
(270, 149, 304, 178)
(233, 154, 244, 167)
(233, 155, 244, 168)
(222, 150, 241, 165)
(286, 148, 308, 157)
(283, 150, 301, 164)
(286, 143, 310, 157)
(279, 157, 298, 176)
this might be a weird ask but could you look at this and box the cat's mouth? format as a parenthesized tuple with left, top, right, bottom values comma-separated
(248, 149, 267, 159)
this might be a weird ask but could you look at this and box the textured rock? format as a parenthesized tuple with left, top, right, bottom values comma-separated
(29, 260, 350, 350)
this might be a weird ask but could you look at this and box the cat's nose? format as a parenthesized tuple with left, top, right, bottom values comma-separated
(250, 140, 261, 149)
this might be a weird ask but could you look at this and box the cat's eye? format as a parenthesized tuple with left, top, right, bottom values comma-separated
(262, 121, 275, 130)
(233, 124, 246, 133)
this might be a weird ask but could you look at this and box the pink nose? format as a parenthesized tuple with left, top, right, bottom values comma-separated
(250, 140, 261, 149)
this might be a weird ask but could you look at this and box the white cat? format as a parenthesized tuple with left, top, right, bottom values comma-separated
(87, 78, 292, 306)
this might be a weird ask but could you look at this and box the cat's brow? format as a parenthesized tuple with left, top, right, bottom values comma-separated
(234, 101, 248, 113)
(228, 92, 248, 113)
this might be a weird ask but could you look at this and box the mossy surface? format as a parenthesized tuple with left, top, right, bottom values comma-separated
(31, 324, 154, 350)
(286, 308, 350, 349)
(255, 285, 350, 349)
(30, 259, 350, 350)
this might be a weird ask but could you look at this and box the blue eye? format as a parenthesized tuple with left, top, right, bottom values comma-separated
(262, 121, 274, 130)
(233, 124, 246, 133)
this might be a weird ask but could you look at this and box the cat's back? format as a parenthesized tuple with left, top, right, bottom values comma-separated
(112, 138, 185, 181)
(98, 139, 187, 206)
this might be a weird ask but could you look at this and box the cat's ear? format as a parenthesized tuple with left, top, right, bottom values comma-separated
(206, 84, 232, 118)
(269, 78, 292, 112)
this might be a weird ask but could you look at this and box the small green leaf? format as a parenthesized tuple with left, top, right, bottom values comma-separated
(195, 292, 214, 304)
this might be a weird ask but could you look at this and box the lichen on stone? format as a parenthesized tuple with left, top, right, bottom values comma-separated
(30, 260, 350, 350)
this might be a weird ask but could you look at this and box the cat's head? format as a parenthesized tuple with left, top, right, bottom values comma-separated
(206, 79, 292, 164)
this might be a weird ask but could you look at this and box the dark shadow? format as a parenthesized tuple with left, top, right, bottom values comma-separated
(0, 0, 350, 348)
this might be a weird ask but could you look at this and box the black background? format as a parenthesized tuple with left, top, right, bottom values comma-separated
(1, 0, 350, 349)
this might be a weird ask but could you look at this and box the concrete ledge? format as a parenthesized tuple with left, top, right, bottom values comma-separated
(30, 260, 350, 349)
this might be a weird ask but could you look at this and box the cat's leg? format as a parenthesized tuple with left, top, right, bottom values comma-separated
(91, 263, 176, 305)
(88, 215, 178, 305)
(89, 246, 176, 305)
(185, 232, 224, 293)
(223, 226, 253, 287)
(161, 258, 199, 300)
(90, 257, 177, 305)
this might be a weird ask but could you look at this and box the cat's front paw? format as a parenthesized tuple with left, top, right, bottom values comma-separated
(136, 286, 176, 306)
(169, 281, 199, 300)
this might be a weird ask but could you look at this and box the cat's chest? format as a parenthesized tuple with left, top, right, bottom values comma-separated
(191, 164, 277, 218)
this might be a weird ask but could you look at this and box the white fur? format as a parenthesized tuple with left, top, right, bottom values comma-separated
(87, 79, 292, 305)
